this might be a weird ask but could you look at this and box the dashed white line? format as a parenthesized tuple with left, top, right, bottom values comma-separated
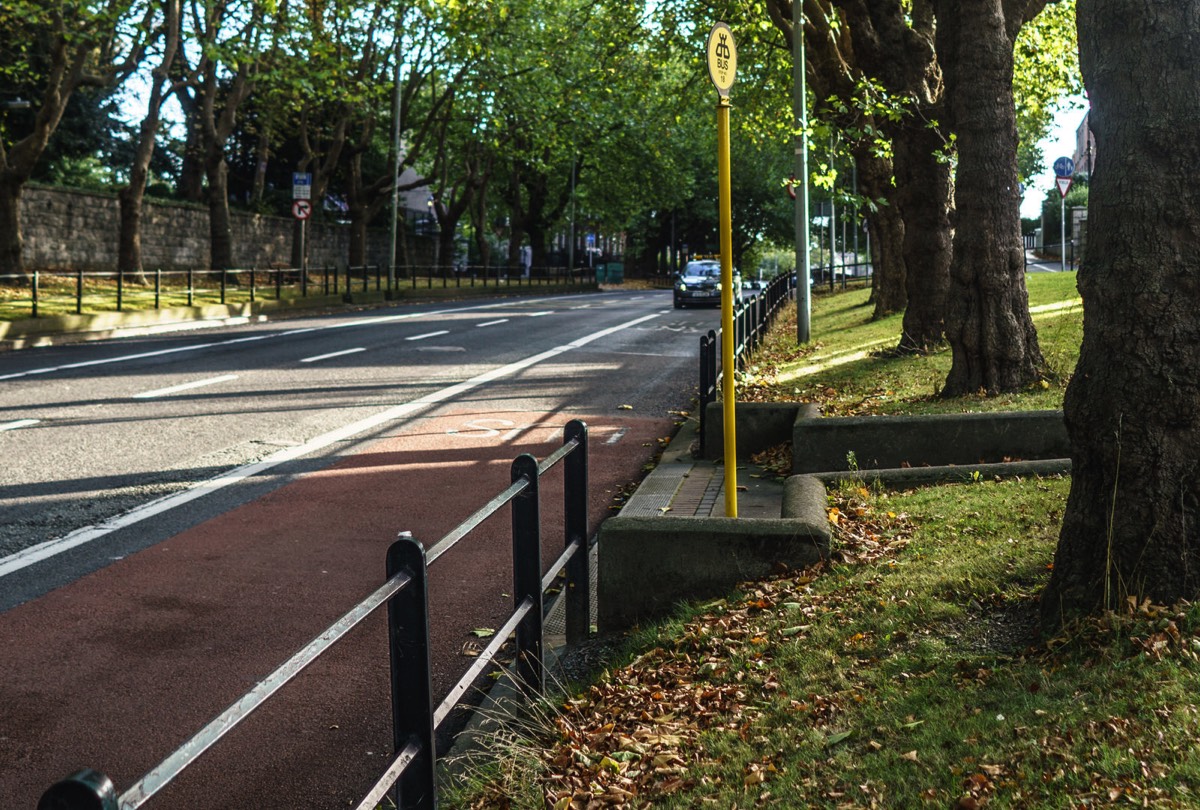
(525, 311, 554, 317)
(0, 419, 40, 433)
(0, 297, 569, 382)
(300, 347, 366, 364)
(0, 311, 663, 579)
(132, 374, 240, 399)
(405, 331, 450, 341)
(477, 319, 509, 328)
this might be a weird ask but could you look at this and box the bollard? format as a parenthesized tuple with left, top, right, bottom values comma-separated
(386, 534, 436, 810)
(511, 454, 544, 695)
(563, 420, 590, 644)
(38, 768, 117, 810)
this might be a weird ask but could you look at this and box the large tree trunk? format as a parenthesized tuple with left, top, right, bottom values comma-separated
(936, 0, 1045, 395)
(179, 113, 207, 202)
(118, 0, 179, 285)
(893, 120, 953, 352)
(1041, 0, 1200, 630)
(855, 151, 906, 319)
(117, 185, 148, 283)
(0, 179, 24, 281)
(206, 156, 234, 271)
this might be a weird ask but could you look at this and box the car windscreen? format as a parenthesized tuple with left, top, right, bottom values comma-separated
(685, 263, 720, 277)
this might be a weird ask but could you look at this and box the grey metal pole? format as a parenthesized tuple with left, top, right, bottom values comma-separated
(793, 0, 811, 343)
(387, 34, 402, 292)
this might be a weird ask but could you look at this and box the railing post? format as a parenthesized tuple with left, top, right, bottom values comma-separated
(76, 268, 83, 314)
(31, 269, 39, 318)
(250, 266, 256, 303)
(563, 420, 590, 645)
(219, 267, 226, 304)
(302, 263, 308, 297)
(154, 268, 161, 309)
(37, 768, 117, 810)
(699, 330, 716, 457)
(187, 267, 194, 306)
(511, 454, 544, 695)
(386, 534, 437, 810)
(276, 266, 283, 300)
(116, 270, 123, 312)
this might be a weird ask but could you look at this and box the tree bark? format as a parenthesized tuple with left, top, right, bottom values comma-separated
(0, 180, 24, 282)
(827, 0, 954, 346)
(893, 120, 953, 352)
(206, 153, 234, 271)
(118, 0, 180, 283)
(854, 150, 906, 318)
(1042, 0, 1200, 630)
(936, 0, 1046, 395)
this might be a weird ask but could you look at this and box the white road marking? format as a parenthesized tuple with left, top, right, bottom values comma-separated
(606, 427, 629, 445)
(0, 311, 663, 579)
(501, 424, 533, 442)
(476, 319, 508, 328)
(0, 419, 40, 433)
(571, 305, 592, 310)
(0, 297, 570, 382)
(525, 311, 553, 317)
(405, 330, 449, 341)
(132, 374, 239, 399)
(300, 347, 366, 364)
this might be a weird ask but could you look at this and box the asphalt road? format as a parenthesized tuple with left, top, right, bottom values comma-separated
(0, 288, 720, 807)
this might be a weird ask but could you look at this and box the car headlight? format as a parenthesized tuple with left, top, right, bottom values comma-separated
(677, 282, 687, 291)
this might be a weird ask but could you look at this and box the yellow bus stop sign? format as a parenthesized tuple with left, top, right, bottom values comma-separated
(706, 22, 737, 97)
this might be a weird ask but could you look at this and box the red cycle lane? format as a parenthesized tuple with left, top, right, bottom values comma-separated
(0, 408, 676, 808)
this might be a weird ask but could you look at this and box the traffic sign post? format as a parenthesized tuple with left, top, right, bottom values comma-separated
(1053, 157, 1074, 273)
(292, 200, 312, 284)
(292, 176, 313, 287)
(707, 22, 738, 518)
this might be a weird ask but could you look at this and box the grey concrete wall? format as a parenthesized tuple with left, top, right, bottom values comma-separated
(19, 185, 395, 272)
(598, 515, 828, 630)
(793, 409, 1068, 474)
(702, 401, 808, 460)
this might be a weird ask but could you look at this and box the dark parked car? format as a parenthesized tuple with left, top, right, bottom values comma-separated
(674, 260, 739, 308)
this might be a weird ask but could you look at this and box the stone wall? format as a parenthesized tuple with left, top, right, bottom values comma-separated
(19, 185, 402, 272)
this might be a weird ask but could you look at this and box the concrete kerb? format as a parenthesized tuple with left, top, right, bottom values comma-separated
(596, 413, 831, 632)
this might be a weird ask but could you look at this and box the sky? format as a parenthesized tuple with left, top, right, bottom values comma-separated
(1021, 96, 1089, 219)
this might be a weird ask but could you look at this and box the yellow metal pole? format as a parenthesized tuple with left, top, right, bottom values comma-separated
(717, 96, 737, 518)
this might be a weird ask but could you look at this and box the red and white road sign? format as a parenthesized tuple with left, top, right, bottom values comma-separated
(1056, 176, 1073, 198)
(291, 199, 312, 220)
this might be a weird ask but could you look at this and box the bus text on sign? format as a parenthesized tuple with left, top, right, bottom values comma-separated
(706, 23, 737, 97)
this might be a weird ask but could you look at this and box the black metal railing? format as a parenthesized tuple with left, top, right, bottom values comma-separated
(39, 420, 591, 810)
(0, 264, 598, 320)
(0, 266, 360, 319)
(403, 264, 587, 290)
(809, 258, 874, 291)
(698, 275, 796, 456)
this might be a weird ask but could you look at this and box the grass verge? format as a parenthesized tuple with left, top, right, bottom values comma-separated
(450, 478, 1200, 808)
(739, 273, 1081, 415)
(444, 273, 1200, 808)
